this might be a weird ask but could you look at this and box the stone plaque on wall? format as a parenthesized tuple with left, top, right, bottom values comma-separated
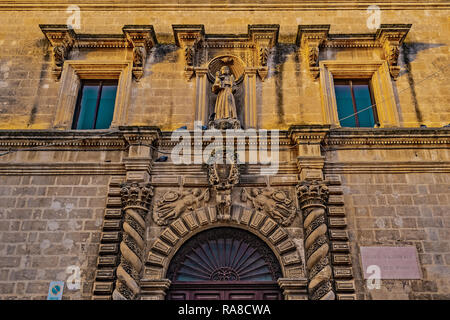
(360, 246, 421, 279)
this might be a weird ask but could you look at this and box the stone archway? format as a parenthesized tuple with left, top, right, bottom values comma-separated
(141, 205, 308, 300)
(165, 227, 283, 300)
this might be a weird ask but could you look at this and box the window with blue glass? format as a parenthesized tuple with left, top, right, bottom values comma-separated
(334, 79, 379, 127)
(72, 80, 118, 129)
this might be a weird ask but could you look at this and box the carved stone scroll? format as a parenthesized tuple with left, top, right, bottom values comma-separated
(296, 180, 335, 300)
(376, 24, 411, 80)
(39, 25, 75, 80)
(173, 25, 205, 80)
(296, 25, 330, 79)
(123, 25, 158, 81)
(112, 182, 153, 300)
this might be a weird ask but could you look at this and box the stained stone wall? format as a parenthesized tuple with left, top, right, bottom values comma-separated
(0, 174, 109, 299)
(342, 172, 450, 300)
(0, 3, 449, 130)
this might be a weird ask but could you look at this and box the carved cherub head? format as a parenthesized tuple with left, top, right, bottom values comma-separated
(220, 66, 231, 76)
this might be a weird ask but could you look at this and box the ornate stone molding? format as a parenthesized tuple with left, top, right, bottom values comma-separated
(112, 182, 153, 300)
(207, 149, 240, 221)
(376, 24, 412, 80)
(123, 25, 158, 81)
(40, 25, 75, 80)
(144, 205, 304, 284)
(40, 24, 157, 82)
(173, 24, 279, 82)
(296, 25, 330, 79)
(296, 24, 411, 80)
(296, 180, 335, 300)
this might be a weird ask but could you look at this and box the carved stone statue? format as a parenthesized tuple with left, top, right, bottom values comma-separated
(212, 66, 237, 120)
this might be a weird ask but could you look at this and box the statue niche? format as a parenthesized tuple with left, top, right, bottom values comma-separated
(208, 57, 243, 129)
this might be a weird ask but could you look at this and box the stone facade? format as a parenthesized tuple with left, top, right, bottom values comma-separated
(0, 1, 449, 300)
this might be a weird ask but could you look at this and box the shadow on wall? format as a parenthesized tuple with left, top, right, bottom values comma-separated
(399, 42, 446, 125)
(29, 38, 51, 127)
(267, 43, 297, 125)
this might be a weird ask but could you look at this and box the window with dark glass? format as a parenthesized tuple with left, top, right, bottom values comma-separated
(334, 79, 379, 127)
(72, 80, 118, 129)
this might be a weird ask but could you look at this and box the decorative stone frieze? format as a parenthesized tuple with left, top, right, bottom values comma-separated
(296, 180, 335, 300)
(112, 182, 153, 300)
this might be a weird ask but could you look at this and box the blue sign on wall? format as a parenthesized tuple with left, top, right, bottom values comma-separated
(47, 281, 64, 300)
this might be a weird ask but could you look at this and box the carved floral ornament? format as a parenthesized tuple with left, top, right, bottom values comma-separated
(40, 24, 157, 81)
(296, 24, 411, 80)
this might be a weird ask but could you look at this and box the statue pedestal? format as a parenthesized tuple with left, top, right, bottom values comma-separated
(208, 118, 241, 130)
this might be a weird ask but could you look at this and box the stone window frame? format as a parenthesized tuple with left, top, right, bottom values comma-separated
(53, 61, 133, 130)
(319, 60, 399, 128)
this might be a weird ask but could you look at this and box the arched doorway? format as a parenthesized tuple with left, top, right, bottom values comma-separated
(166, 227, 283, 300)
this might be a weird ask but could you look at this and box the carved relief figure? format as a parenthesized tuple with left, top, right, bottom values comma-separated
(153, 188, 210, 225)
(241, 188, 297, 226)
(212, 65, 237, 120)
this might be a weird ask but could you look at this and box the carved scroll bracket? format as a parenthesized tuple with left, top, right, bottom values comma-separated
(40, 25, 76, 80)
(296, 25, 330, 79)
(123, 25, 158, 81)
(173, 24, 205, 81)
(248, 24, 279, 81)
(376, 24, 411, 80)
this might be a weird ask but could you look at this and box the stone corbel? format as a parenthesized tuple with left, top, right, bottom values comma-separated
(248, 24, 279, 81)
(376, 24, 411, 80)
(296, 25, 330, 79)
(39, 24, 75, 80)
(123, 25, 158, 81)
(173, 25, 205, 81)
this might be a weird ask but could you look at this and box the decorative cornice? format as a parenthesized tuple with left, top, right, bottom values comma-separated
(323, 128, 450, 147)
(40, 25, 158, 81)
(173, 24, 279, 81)
(4, 2, 450, 11)
(296, 24, 411, 80)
